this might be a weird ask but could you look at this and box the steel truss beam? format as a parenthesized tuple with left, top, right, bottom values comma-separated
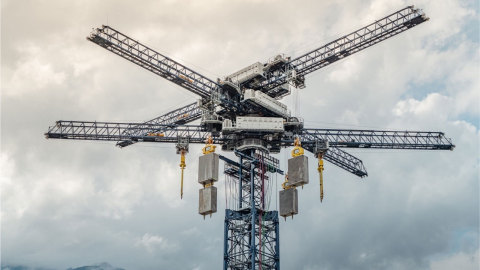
(46, 120, 453, 177)
(45, 121, 213, 144)
(88, 25, 219, 99)
(322, 147, 368, 177)
(299, 128, 454, 150)
(260, 6, 429, 96)
(46, 121, 454, 151)
(116, 102, 202, 147)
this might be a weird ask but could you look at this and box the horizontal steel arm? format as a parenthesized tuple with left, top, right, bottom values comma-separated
(323, 147, 367, 177)
(45, 121, 216, 144)
(291, 6, 428, 76)
(116, 102, 202, 147)
(261, 6, 429, 94)
(88, 25, 219, 99)
(300, 128, 455, 150)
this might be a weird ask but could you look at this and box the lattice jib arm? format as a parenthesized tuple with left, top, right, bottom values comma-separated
(45, 121, 216, 144)
(87, 25, 220, 99)
(116, 102, 202, 147)
(300, 128, 455, 150)
(261, 6, 429, 94)
(322, 147, 368, 177)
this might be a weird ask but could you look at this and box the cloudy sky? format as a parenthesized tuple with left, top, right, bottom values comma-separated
(1, 0, 479, 269)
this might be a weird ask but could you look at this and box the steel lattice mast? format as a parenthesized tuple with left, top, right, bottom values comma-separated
(45, 6, 454, 270)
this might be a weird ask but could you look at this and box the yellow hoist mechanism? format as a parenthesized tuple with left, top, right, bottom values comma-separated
(317, 154, 324, 202)
(202, 136, 216, 155)
(291, 137, 304, 157)
(281, 173, 292, 190)
(202, 136, 216, 188)
(176, 137, 189, 199)
(179, 150, 186, 199)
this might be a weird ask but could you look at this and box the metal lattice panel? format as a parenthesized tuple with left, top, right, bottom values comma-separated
(223, 151, 281, 270)
(88, 25, 219, 99)
(300, 128, 454, 150)
(322, 147, 368, 177)
(224, 208, 280, 269)
(45, 121, 212, 144)
(258, 6, 429, 97)
(116, 102, 202, 147)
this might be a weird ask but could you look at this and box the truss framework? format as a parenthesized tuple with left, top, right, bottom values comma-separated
(45, 120, 454, 178)
(223, 151, 280, 270)
(88, 26, 219, 99)
(257, 6, 429, 97)
(116, 102, 202, 147)
(300, 128, 453, 150)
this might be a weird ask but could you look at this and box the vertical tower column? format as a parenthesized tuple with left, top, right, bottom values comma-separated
(223, 149, 281, 270)
(250, 150, 257, 269)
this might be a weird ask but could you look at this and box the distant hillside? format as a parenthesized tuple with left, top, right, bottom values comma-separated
(67, 263, 125, 270)
(1, 266, 53, 270)
(2, 263, 124, 270)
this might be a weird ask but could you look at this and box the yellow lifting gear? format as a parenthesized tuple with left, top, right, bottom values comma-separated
(281, 173, 294, 190)
(204, 182, 213, 188)
(179, 150, 186, 199)
(291, 137, 304, 157)
(202, 136, 216, 155)
(317, 154, 324, 202)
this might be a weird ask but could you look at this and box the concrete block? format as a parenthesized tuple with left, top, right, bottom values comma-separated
(279, 188, 298, 218)
(199, 186, 217, 215)
(288, 155, 309, 186)
(198, 153, 219, 184)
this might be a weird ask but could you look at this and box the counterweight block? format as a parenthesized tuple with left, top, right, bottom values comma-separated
(198, 153, 219, 185)
(199, 186, 217, 216)
(279, 188, 298, 218)
(288, 155, 309, 186)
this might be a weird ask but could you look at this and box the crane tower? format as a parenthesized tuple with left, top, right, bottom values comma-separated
(45, 6, 454, 269)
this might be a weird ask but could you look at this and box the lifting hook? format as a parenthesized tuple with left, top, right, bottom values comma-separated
(202, 136, 216, 155)
(317, 154, 324, 202)
(281, 173, 294, 190)
(179, 150, 186, 199)
(291, 137, 304, 157)
(176, 137, 189, 200)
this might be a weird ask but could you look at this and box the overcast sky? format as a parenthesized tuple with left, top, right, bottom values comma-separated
(1, 0, 479, 269)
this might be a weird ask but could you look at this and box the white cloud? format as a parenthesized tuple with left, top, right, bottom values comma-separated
(393, 93, 452, 118)
(135, 233, 177, 254)
(430, 251, 479, 270)
(3, 44, 66, 97)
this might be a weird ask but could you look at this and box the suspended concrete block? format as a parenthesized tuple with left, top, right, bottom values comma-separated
(199, 186, 217, 216)
(198, 153, 219, 185)
(288, 155, 309, 186)
(279, 188, 298, 218)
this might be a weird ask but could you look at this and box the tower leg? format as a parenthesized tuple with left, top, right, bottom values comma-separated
(223, 150, 280, 269)
(250, 150, 257, 269)
(224, 210, 279, 269)
(224, 216, 229, 270)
